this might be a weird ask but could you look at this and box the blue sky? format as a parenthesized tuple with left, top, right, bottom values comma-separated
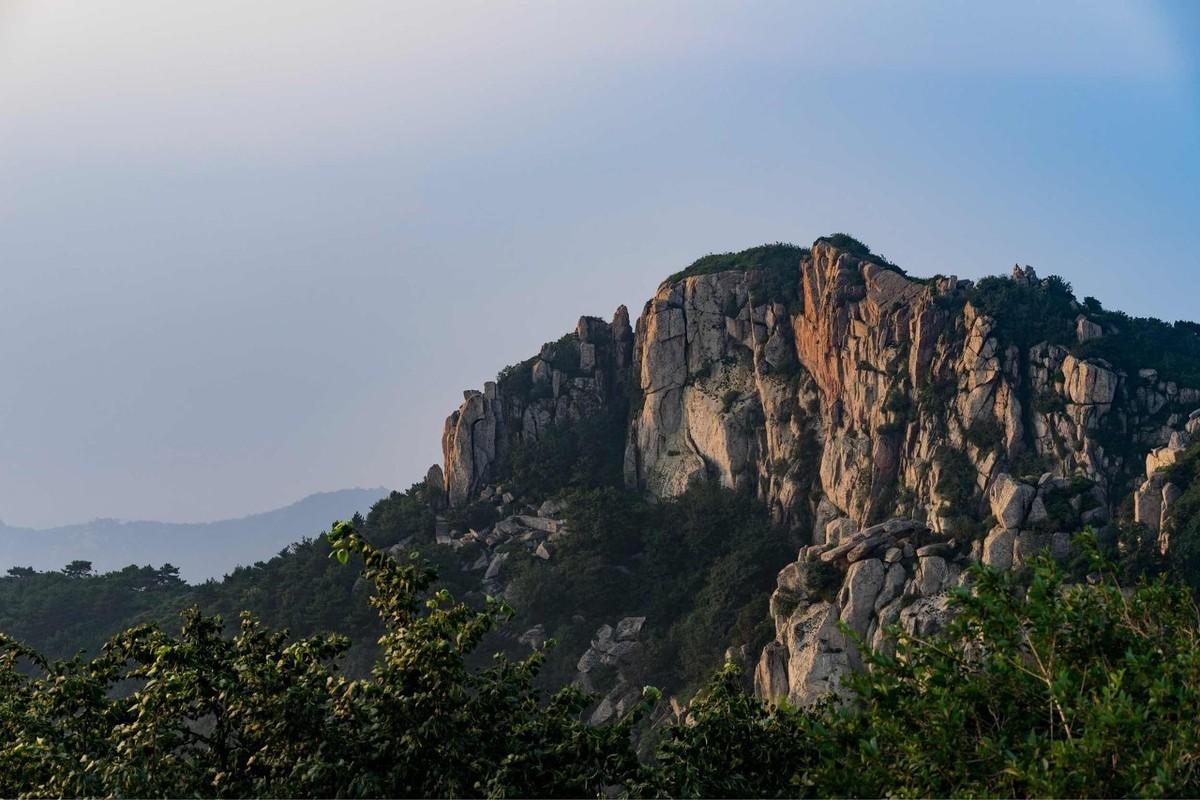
(0, 1, 1197, 527)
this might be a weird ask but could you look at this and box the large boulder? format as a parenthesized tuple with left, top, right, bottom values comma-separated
(989, 474, 1035, 529)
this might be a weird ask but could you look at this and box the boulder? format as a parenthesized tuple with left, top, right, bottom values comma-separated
(518, 624, 546, 650)
(483, 552, 508, 582)
(615, 616, 646, 640)
(837, 559, 885, 640)
(982, 527, 1015, 570)
(1076, 315, 1103, 343)
(425, 464, 447, 510)
(989, 474, 1035, 529)
(914, 556, 947, 597)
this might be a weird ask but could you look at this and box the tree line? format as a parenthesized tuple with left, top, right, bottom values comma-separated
(3, 522, 1200, 797)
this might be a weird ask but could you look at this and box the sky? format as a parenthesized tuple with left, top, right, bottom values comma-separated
(0, 1, 1197, 528)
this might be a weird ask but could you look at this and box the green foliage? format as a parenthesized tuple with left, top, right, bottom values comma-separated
(0, 485, 439, 675)
(817, 233, 906, 274)
(503, 414, 626, 499)
(1161, 442, 1200, 589)
(61, 559, 94, 579)
(1036, 388, 1067, 414)
(1013, 450, 1051, 480)
(664, 243, 807, 312)
(968, 273, 1077, 350)
(495, 357, 534, 398)
(804, 560, 841, 602)
(917, 375, 956, 408)
(0, 522, 648, 798)
(505, 484, 796, 695)
(10, 522, 1200, 796)
(0, 564, 187, 663)
(446, 501, 499, 533)
(935, 446, 977, 511)
(666, 243, 805, 284)
(547, 332, 583, 375)
(362, 485, 437, 548)
(1075, 309, 1200, 387)
(965, 415, 1005, 452)
(648, 547, 1200, 798)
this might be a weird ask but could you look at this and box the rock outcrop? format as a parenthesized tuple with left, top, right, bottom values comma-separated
(575, 616, 650, 725)
(431, 235, 1200, 707)
(440, 311, 633, 507)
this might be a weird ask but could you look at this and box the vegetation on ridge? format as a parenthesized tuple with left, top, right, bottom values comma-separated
(664, 242, 807, 285)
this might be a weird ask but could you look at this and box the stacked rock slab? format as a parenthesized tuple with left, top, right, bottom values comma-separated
(575, 617, 649, 725)
(1135, 419, 1199, 553)
(754, 508, 1082, 707)
(754, 519, 963, 705)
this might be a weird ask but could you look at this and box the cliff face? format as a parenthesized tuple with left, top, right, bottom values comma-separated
(436, 236, 1200, 706)
(625, 246, 1199, 531)
(441, 310, 634, 507)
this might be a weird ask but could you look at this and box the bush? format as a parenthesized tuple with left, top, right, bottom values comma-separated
(968, 273, 1076, 350)
(504, 483, 796, 696)
(1073, 307, 1200, 387)
(966, 416, 1005, 452)
(649, 545, 1200, 798)
(817, 233, 906, 274)
(664, 243, 807, 312)
(0, 523, 649, 798)
(503, 415, 626, 498)
(935, 446, 977, 510)
(665, 243, 806, 284)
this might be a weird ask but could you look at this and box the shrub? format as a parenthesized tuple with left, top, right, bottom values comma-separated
(968, 273, 1076, 350)
(935, 447, 977, 510)
(1073, 308, 1200, 388)
(817, 233, 906, 274)
(966, 416, 1005, 452)
(650, 544, 1200, 798)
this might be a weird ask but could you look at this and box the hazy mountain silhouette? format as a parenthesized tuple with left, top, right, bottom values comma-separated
(0, 488, 389, 583)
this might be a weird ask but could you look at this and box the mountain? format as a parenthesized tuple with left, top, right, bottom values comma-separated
(5, 233, 1200, 796)
(0, 488, 389, 582)
(6, 233, 1200, 715)
(432, 234, 1200, 710)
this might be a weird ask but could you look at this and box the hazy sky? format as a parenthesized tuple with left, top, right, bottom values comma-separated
(1, 1, 1197, 527)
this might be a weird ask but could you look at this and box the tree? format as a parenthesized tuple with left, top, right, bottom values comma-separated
(60, 560, 93, 579)
(0, 521, 648, 797)
(153, 563, 182, 587)
(7, 526, 1200, 797)
(648, 540, 1200, 798)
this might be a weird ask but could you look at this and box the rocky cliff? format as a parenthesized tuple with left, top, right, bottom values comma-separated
(433, 235, 1200, 707)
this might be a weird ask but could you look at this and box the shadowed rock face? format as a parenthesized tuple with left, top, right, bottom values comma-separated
(440, 310, 634, 507)
(434, 236, 1200, 705)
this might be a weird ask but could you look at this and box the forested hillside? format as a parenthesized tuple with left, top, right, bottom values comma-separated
(0, 488, 388, 582)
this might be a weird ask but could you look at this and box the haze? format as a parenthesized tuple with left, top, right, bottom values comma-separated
(1, 1, 1197, 528)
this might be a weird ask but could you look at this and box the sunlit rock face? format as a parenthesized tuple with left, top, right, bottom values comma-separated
(435, 236, 1200, 705)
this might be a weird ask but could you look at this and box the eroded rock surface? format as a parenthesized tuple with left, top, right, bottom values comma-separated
(430, 237, 1200, 707)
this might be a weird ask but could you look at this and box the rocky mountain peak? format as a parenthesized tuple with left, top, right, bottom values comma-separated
(430, 234, 1200, 707)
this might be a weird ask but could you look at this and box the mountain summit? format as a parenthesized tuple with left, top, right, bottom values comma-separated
(430, 234, 1200, 706)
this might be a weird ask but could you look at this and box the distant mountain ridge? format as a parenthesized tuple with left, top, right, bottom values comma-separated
(0, 488, 390, 582)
